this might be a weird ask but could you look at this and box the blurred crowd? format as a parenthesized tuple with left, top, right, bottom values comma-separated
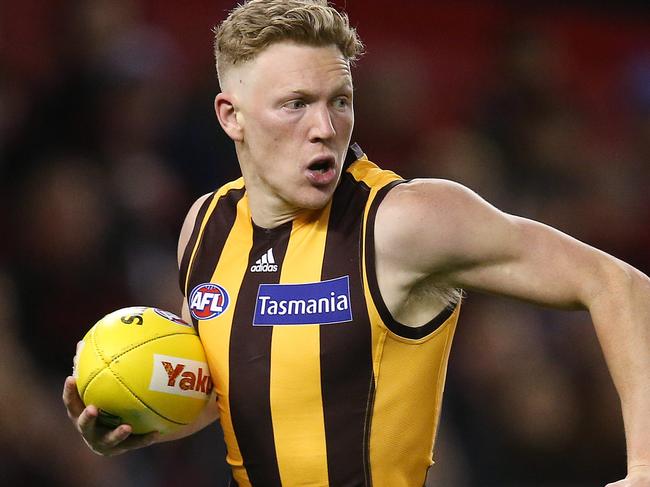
(1, 1, 648, 486)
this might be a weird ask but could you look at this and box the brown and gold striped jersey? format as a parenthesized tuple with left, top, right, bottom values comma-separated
(179, 145, 460, 486)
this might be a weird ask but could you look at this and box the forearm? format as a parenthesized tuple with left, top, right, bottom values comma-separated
(587, 258, 650, 469)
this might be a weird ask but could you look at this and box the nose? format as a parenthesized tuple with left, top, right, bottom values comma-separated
(308, 104, 336, 142)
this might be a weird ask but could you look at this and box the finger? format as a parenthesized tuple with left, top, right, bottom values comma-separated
(118, 431, 160, 451)
(62, 376, 85, 418)
(99, 423, 133, 449)
(77, 405, 99, 435)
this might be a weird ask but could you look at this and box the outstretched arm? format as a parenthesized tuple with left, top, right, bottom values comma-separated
(377, 179, 650, 484)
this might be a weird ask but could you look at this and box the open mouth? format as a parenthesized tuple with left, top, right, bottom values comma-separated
(305, 156, 337, 186)
(308, 158, 334, 173)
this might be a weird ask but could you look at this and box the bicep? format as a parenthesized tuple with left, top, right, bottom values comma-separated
(444, 214, 605, 309)
(181, 299, 191, 322)
(177, 193, 212, 267)
(379, 179, 606, 310)
(176, 194, 212, 322)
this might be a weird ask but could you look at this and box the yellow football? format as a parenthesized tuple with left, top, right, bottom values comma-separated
(75, 306, 213, 435)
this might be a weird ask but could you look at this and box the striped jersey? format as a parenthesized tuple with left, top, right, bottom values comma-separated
(179, 145, 460, 486)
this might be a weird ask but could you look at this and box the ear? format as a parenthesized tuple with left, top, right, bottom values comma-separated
(215, 93, 243, 142)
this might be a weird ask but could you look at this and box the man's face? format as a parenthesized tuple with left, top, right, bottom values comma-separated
(224, 42, 354, 214)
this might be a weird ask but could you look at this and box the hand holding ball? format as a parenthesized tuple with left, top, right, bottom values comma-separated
(75, 307, 212, 435)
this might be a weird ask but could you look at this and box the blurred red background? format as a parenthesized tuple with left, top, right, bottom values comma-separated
(1, 1, 648, 486)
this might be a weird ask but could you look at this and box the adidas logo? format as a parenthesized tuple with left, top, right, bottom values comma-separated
(250, 248, 278, 273)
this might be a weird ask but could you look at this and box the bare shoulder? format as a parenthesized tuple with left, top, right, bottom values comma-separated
(372, 179, 483, 323)
(177, 193, 213, 265)
(378, 178, 493, 225)
(375, 178, 506, 276)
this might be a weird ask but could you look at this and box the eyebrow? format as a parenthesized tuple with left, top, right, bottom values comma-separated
(286, 83, 354, 98)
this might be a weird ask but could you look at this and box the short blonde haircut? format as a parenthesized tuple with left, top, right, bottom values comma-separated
(214, 0, 364, 83)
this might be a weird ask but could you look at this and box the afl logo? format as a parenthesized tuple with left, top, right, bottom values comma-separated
(189, 283, 230, 320)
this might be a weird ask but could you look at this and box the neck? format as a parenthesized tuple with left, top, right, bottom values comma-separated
(247, 189, 307, 229)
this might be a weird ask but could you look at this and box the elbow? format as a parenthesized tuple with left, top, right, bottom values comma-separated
(583, 253, 647, 309)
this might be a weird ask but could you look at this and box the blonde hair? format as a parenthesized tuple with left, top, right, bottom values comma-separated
(214, 0, 364, 83)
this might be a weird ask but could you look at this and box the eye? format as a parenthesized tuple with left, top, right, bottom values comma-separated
(332, 97, 350, 110)
(285, 99, 307, 110)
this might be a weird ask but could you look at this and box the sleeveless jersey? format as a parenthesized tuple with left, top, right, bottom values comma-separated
(179, 145, 460, 487)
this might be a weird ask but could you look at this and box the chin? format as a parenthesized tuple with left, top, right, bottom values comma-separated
(295, 187, 336, 210)
(298, 197, 331, 211)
